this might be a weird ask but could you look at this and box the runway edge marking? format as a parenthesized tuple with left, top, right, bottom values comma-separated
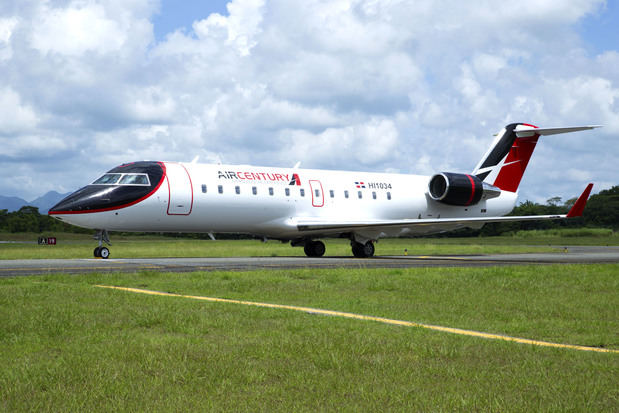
(95, 285, 618, 354)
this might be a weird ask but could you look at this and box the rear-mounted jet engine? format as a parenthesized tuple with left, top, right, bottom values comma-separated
(428, 172, 501, 206)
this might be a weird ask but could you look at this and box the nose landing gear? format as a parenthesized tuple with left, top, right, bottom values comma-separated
(93, 229, 112, 259)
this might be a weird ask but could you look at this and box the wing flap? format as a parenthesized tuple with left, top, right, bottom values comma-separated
(296, 214, 567, 232)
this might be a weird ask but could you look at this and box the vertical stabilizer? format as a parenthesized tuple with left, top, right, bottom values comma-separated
(472, 123, 539, 193)
(472, 123, 599, 193)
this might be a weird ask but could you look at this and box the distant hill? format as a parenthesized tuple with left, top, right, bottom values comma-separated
(30, 191, 71, 214)
(0, 191, 71, 214)
(0, 195, 30, 212)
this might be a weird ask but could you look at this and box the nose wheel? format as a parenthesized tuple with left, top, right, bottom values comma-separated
(94, 246, 110, 259)
(93, 229, 112, 259)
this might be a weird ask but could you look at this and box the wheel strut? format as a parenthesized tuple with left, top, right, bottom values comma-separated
(93, 229, 112, 259)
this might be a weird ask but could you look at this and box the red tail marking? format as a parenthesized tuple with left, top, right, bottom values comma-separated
(493, 135, 539, 192)
(566, 183, 594, 218)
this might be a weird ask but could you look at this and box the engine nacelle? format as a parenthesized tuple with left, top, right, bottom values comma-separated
(428, 172, 500, 206)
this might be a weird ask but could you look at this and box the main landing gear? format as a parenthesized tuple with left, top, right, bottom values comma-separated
(304, 240, 326, 257)
(297, 238, 375, 258)
(93, 229, 112, 259)
(351, 240, 375, 258)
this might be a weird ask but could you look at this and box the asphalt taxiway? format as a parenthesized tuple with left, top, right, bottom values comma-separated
(1, 246, 618, 277)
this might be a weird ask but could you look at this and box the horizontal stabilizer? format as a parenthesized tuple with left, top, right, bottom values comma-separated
(515, 125, 601, 138)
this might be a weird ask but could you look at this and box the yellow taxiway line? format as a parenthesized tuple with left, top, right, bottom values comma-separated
(96, 285, 617, 354)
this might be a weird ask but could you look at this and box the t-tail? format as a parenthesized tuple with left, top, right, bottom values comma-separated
(472, 123, 600, 193)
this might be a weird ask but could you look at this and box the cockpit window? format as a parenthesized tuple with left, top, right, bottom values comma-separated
(92, 173, 150, 186)
(119, 174, 150, 185)
(92, 174, 121, 185)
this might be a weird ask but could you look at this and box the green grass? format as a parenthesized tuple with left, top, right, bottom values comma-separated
(1, 265, 617, 411)
(5, 231, 616, 260)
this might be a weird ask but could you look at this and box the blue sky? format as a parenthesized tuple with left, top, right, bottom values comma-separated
(0, 0, 617, 204)
(152, 0, 619, 55)
(153, 1, 230, 41)
(578, 0, 619, 54)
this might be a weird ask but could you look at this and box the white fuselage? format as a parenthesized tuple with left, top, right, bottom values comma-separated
(57, 161, 517, 241)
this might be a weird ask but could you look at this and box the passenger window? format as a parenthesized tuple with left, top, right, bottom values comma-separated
(202, 184, 207, 193)
(300, 188, 305, 197)
(372, 191, 376, 199)
(329, 190, 334, 198)
(315, 189, 320, 197)
(344, 190, 349, 199)
(387, 191, 391, 200)
(285, 188, 290, 196)
(235, 186, 240, 194)
(218, 185, 223, 194)
(358, 191, 362, 199)
(252, 186, 257, 195)
(269, 187, 274, 196)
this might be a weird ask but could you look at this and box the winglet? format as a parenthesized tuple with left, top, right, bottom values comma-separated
(566, 183, 594, 218)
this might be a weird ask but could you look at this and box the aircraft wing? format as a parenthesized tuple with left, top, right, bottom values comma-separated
(296, 184, 593, 233)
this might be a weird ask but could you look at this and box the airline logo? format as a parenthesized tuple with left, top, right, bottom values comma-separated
(289, 174, 301, 186)
(355, 181, 366, 188)
(218, 170, 301, 185)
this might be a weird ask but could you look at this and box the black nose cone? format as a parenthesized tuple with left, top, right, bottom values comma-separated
(49, 161, 165, 215)
(49, 186, 118, 214)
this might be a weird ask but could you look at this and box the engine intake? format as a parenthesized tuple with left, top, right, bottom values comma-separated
(428, 172, 499, 206)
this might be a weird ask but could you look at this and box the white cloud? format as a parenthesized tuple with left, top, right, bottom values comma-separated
(193, 0, 265, 56)
(30, 3, 126, 56)
(0, 0, 616, 202)
(545, 76, 619, 132)
(0, 88, 38, 134)
(285, 118, 399, 168)
(0, 17, 18, 60)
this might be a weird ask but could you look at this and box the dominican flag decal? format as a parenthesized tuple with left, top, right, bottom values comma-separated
(289, 173, 301, 186)
(355, 181, 366, 188)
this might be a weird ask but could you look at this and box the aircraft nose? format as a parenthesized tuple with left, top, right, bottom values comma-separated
(48, 161, 165, 216)
(48, 193, 85, 213)
(48, 186, 117, 214)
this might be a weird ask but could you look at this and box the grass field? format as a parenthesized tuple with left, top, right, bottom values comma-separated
(1, 264, 617, 411)
(1, 228, 617, 259)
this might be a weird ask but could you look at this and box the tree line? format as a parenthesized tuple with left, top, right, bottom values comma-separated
(1, 186, 617, 235)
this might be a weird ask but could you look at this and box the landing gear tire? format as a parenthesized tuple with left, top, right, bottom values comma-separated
(304, 240, 326, 257)
(94, 246, 110, 259)
(93, 229, 111, 259)
(352, 241, 374, 258)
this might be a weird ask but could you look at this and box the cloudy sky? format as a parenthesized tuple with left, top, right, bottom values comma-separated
(0, 0, 617, 204)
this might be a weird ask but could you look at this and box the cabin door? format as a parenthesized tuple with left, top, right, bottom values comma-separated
(309, 180, 324, 207)
(166, 163, 193, 215)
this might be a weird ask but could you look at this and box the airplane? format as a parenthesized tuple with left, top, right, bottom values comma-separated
(49, 123, 598, 259)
